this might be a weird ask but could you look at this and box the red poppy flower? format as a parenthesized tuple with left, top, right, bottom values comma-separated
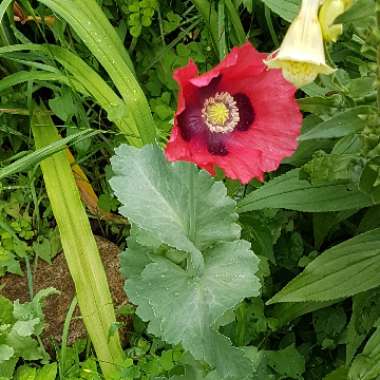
(165, 42, 303, 184)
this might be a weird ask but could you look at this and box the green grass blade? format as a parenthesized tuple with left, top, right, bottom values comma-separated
(191, 0, 219, 51)
(192, 0, 245, 50)
(0, 43, 141, 145)
(0, 129, 99, 181)
(217, 0, 227, 59)
(0, 0, 13, 24)
(37, 0, 156, 145)
(224, 0, 246, 44)
(0, 70, 84, 93)
(44, 45, 141, 145)
(31, 108, 124, 379)
(264, 5, 280, 48)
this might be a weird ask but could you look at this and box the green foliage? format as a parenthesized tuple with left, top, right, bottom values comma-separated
(346, 288, 380, 364)
(238, 169, 375, 213)
(0, 185, 61, 277)
(110, 144, 241, 270)
(301, 151, 364, 185)
(264, 345, 305, 379)
(240, 345, 305, 379)
(269, 228, 380, 303)
(260, 0, 301, 22)
(313, 306, 347, 349)
(37, 0, 157, 146)
(337, 0, 376, 23)
(0, 128, 98, 181)
(0, 289, 58, 379)
(298, 106, 374, 141)
(12, 363, 57, 380)
(349, 327, 380, 380)
(111, 144, 261, 379)
(121, 0, 158, 37)
(1, 0, 380, 378)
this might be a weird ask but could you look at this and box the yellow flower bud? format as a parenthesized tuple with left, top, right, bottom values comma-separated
(265, 0, 335, 88)
(319, 0, 352, 42)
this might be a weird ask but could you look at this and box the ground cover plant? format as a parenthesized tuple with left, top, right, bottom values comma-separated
(0, 0, 379, 379)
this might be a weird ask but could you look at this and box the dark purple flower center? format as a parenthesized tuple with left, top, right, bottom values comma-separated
(234, 93, 255, 131)
(177, 78, 255, 156)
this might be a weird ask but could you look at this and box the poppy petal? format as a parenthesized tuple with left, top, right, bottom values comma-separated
(234, 93, 255, 131)
(173, 60, 199, 115)
(177, 106, 205, 141)
(191, 42, 267, 90)
(207, 132, 229, 156)
(166, 43, 302, 184)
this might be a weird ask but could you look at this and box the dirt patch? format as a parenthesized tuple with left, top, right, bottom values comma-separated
(0, 236, 127, 347)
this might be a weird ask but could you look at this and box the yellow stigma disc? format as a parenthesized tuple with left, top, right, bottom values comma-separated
(206, 102, 230, 126)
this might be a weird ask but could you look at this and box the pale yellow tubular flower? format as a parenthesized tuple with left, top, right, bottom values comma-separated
(265, 0, 335, 88)
(319, 0, 352, 43)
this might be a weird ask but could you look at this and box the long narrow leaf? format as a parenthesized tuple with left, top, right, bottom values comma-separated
(268, 228, 380, 304)
(191, 0, 219, 50)
(0, 0, 13, 24)
(0, 44, 141, 145)
(261, 0, 301, 22)
(31, 109, 124, 378)
(0, 128, 98, 180)
(238, 169, 375, 213)
(0, 70, 84, 93)
(37, 0, 156, 145)
(224, 0, 246, 44)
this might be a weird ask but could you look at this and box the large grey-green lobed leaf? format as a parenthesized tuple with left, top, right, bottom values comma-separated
(120, 238, 153, 281)
(268, 228, 380, 304)
(110, 144, 240, 259)
(238, 169, 375, 213)
(125, 240, 260, 379)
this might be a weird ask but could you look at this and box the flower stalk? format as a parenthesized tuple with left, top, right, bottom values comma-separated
(191, 0, 245, 56)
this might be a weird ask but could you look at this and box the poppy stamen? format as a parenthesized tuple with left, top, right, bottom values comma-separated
(202, 92, 240, 133)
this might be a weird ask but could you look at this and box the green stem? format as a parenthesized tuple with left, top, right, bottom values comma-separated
(191, 0, 219, 52)
(187, 167, 205, 275)
(264, 5, 279, 48)
(217, 0, 227, 59)
(60, 296, 78, 380)
(25, 256, 34, 300)
(192, 0, 245, 55)
(224, 0, 246, 44)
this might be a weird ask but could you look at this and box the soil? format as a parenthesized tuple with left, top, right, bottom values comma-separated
(0, 236, 127, 348)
